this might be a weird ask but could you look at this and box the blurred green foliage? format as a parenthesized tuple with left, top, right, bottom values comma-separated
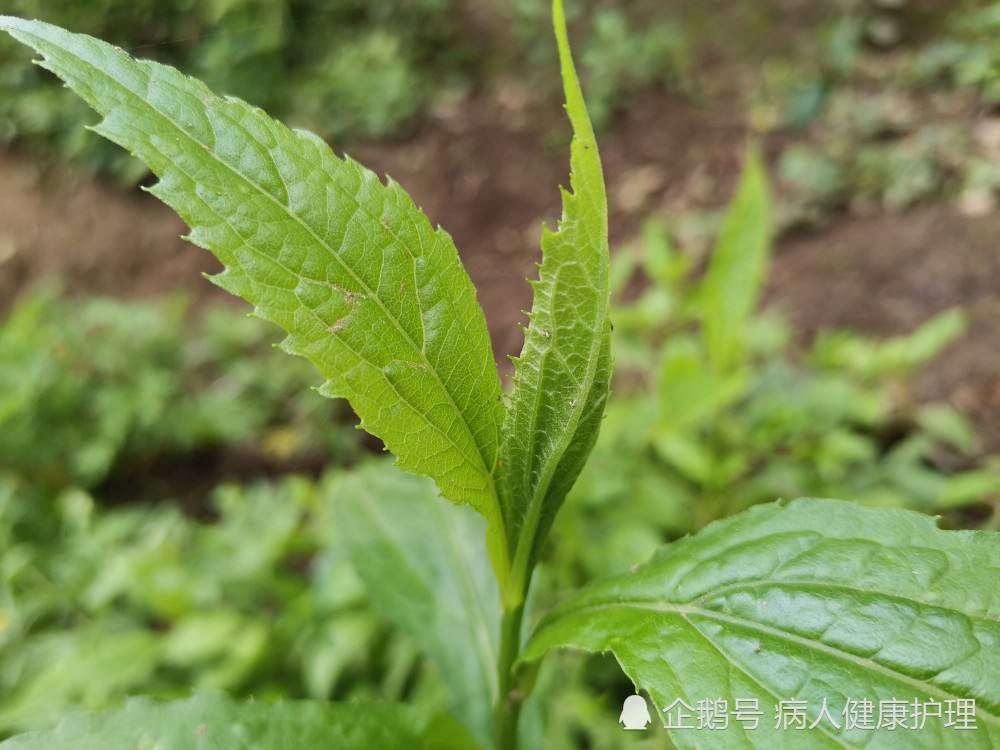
(0, 0, 693, 180)
(916, 1, 1000, 102)
(0, 287, 359, 492)
(0, 0, 474, 179)
(778, 114, 967, 215)
(753, 1, 1000, 218)
(1, 0, 996, 198)
(0, 470, 442, 737)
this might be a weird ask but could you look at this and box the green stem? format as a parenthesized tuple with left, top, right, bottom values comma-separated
(494, 601, 526, 750)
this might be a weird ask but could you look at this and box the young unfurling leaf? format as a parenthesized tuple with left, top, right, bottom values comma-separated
(498, 0, 611, 605)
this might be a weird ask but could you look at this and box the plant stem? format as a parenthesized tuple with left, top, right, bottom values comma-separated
(494, 601, 526, 750)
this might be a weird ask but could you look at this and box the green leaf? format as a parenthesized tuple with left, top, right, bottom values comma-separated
(810, 309, 967, 378)
(0, 629, 161, 734)
(498, 0, 611, 601)
(0, 17, 507, 571)
(0, 693, 476, 749)
(640, 219, 686, 289)
(655, 334, 745, 432)
(334, 462, 500, 747)
(700, 147, 771, 374)
(522, 499, 1000, 748)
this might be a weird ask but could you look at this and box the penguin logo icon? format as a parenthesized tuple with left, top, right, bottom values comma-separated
(619, 694, 651, 730)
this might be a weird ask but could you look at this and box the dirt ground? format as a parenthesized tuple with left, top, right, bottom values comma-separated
(2, 28, 1000, 455)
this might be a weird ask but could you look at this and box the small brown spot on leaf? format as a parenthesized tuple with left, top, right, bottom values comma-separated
(328, 316, 350, 333)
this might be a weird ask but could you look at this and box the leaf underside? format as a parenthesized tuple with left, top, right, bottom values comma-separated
(499, 0, 611, 584)
(335, 463, 500, 747)
(0, 693, 473, 750)
(522, 499, 1000, 749)
(0, 17, 506, 562)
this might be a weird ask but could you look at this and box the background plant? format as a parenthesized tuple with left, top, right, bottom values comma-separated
(746, 0, 1000, 222)
(0, 472, 411, 735)
(0, 287, 359, 496)
(0, 0, 697, 183)
(0, 0, 475, 180)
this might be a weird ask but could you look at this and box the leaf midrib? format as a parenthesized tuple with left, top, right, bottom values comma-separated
(622, 576, 1000, 629)
(676, 613, 846, 748)
(547, 598, 1000, 725)
(22, 24, 499, 502)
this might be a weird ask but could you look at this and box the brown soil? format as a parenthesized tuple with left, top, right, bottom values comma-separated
(770, 207, 1000, 454)
(0, 151, 221, 306)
